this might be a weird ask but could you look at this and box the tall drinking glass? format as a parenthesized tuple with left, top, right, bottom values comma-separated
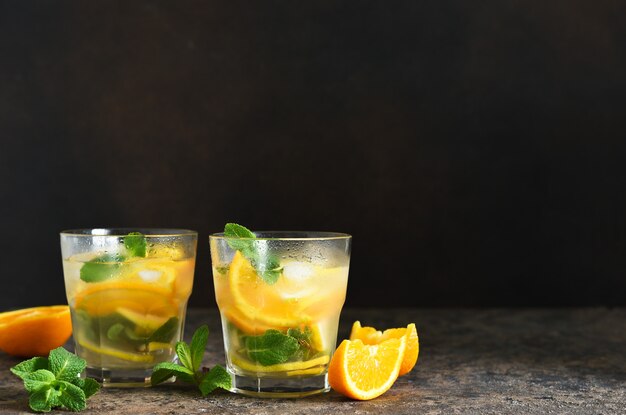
(210, 231, 351, 397)
(61, 229, 197, 387)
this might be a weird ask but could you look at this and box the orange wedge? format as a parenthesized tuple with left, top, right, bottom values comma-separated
(328, 337, 406, 400)
(350, 321, 419, 376)
(0, 305, 72, 357)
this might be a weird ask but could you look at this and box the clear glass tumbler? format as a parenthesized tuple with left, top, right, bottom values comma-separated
(60, 228, 197, 387)
(210, 231, 351, 397)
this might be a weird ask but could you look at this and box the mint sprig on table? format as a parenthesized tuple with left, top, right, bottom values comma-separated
(10, 347, 100, 412)
(223, 223, 283, 285)
(150, 325, 231, 395)
(80, 232, 147, 283)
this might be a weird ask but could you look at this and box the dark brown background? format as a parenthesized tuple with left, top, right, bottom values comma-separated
(1, 1, 625, 309)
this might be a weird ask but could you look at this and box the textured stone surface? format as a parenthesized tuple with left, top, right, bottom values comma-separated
(0, 308, 624, 414)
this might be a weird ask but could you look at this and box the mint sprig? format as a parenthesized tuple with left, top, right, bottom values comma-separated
(80, 232, 147, 283)
(10, 347, 100, 412)
(150, 325, 231, 395)
(223, 223, 283, 285)
(124, 232, 147, 257)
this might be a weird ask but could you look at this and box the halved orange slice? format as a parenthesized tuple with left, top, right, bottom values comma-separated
(328, 337, 406, 400)
(0, 306, 72, 357)
(350, 321, 419, 376)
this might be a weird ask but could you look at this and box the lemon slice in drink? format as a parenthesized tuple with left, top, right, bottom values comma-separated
(78, 339, 154, 363)
(231, 354, 329, 373)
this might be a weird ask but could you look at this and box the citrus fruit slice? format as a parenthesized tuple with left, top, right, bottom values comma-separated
(77, 339, 154, 363)
(228, 251, 310, 328)
(350, 321, 419, 376)
(73, 280, 178, 317)
(231, 353, 330, 374)
(0, 305, 72, 357)
(328, 337, 406, 400)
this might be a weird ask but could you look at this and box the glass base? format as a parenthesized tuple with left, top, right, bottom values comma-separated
(229, 370, 330, 398)
(86, 367, 172, 388)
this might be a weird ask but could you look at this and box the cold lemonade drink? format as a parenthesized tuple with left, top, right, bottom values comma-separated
(61, 229, 197, 386)
(210, 225, 351, 397)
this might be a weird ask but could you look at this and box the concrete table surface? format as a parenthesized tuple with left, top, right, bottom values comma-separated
(0, 308, 624, 414)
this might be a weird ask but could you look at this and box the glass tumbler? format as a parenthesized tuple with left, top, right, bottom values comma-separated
(61, 228, 197, 387)
(210, 231, 351, 397)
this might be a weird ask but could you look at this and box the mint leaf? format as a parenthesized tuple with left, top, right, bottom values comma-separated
(79, 253, 125, 283)
(57, 380, 87, 412)
(148, 317, 179, 343)
(223, 223, 283, 285)
(190, 325, 208, 372)
(71, 378, 100, 399)
(107, 323, 126, 341)
(23, 370, 56, 393)
(224, 223, 256, 239)
(11, 347, 99, 412)
(199, 365, 231, 396)
(29, 386, 57, 413)
(245, 329, 299, 366)
(49, 347, 86, 382)
(175, 341, 193, 371)
(151, 362, 195, 385)
(150, 326, 227, 396)
(124, 232, 147, 257)
(10, 357, 49, 379)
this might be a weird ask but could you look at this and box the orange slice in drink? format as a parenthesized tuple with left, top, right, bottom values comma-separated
(328, 337, 406, 400)
(0, 305, 72, 357)
(73, 280, 178, 317)
(228, 251, 309, 328)
(350, 321, 419, 376)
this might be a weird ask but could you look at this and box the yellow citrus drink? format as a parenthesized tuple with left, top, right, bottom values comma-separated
(61, 229, 197, 386)
(210, 227, 351, 397)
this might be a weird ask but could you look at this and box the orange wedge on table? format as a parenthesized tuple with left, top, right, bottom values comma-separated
(0, 305, 72, 357)
(350, 321, 419, 376)
(328, 336, 407, 400)
(329, 321, 420, 400)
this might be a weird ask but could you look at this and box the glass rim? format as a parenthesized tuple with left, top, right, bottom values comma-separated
(60, 228, 198, 237)
(209, 231, 351, 241)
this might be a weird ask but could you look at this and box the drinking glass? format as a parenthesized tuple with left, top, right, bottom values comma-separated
(210, 231, 351, 397)
(61, 228, 197, 387)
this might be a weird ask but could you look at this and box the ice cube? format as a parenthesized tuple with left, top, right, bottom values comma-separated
(138, 270, 162, 282)
(282, 261, 315, 281)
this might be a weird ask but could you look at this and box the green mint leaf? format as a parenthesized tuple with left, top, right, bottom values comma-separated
(260, 269, 281, 285)
(224, 223, 256, 239)
(245, 329, 299, 366)
(124, 232, 147, 257)
(148, 317, 179, 343)
(198, 365, 231, 396)
(107, 323, 126, 341)
(223, 223, 283, 285)
(49, 347, 86, 382)
(29, 386, 57, 412)
(23, 369, 56, 393)
(79, 253, 125, 283)
(57, 380, 87, 412)
(150, 362, 195, 385)
(175, 341, 193, 371)
(190, 326, 209, 372)
(11, 356, 49, 379)
(71, 377, 100, 399)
